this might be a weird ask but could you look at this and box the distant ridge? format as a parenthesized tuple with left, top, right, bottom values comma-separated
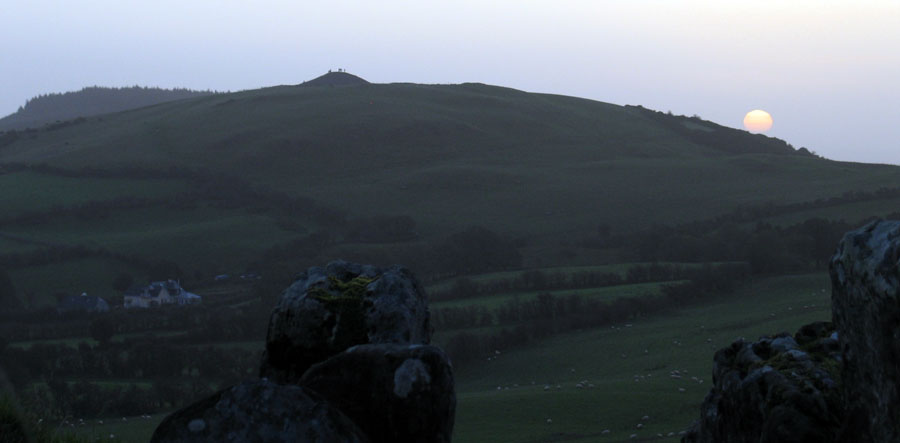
(0, 86, 217, 132)
(300, 71, 369, 87)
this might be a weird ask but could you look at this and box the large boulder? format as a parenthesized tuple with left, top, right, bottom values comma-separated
(683, 322, 842, 443)
(150, 379, 369, 443)
(261, 260, 432, 383)
(300, 343, 456, 443)
(830, 219, 900, 442)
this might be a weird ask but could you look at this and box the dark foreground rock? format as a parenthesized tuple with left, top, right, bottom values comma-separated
(683, 322, 842, 443)
(261, 260, 432, 383)
(155, 261, 454, 442)
(150, 379, 369, 443)
(686, 219, 900, 442)
(301, 344, 456, 443)
(830, 220, 900, 442)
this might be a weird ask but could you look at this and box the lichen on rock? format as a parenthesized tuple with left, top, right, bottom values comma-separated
(683, 323, 842, 443)
(153, 260, 455, 443)
(685, 219, 900, 443)
(260, 260, 432, 383)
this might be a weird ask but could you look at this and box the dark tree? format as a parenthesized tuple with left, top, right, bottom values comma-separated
(112, 272, 134, 292)
(89, 318, 115, 345)
(0, 268, 20, 310)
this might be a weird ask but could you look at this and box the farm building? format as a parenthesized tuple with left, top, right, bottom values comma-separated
(123, 280, 201, 309)
(57, 293, 110, 314)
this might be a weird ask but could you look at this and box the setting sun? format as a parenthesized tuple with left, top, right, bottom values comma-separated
(743, 110, 773, 133)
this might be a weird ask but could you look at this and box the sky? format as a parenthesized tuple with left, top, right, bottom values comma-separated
(1, 0, 898, 164)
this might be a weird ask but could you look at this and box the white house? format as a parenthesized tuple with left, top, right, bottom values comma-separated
(123, 280, 201, 309)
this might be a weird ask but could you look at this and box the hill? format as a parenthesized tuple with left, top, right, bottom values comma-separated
(1, 80, 892, 233)
(0, 86, 217, 131)
(300, 71, 370, 87)
(1, 75, 900, 304)
(3, 75, 900, 441)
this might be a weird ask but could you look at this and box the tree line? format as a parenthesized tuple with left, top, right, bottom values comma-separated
(439, 263, 751, 367)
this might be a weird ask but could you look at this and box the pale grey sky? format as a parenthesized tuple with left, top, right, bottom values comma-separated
(2, 1, 898, 164)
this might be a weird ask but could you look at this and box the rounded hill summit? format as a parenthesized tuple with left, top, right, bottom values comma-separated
(300, 71, 369, 87)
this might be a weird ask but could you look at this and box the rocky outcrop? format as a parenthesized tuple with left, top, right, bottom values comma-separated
(683, 323, 842, 443)
(685, 219, 900, 442)
(153, 260, 454, 443)
(301, 344, 456, 443)
(150, 380, 370, 443)
(260, 261, 432, 383)
(830, 220, 900, 442)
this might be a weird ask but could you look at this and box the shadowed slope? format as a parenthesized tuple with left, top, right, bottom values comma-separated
(1, 79, 899, 238)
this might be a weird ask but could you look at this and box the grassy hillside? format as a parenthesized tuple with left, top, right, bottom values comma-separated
(3, 78, 899, 239)
(39, 273, 830, 442)
(451, 273, 831, 442)
(0, 86, 216, 132)
(1, 75, 899, 303)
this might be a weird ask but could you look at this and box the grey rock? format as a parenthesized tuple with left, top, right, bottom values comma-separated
(300, 343, 456, 443)
(770, 336, 799, 353)
(683, 323, 841, 443)
(261, 260, 432, 383)
(830, 219, 900, 442)
(150, 379, 369, 443)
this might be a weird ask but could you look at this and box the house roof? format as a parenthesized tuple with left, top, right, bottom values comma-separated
(124, 284, 145, 296)
(124, 280, 186, 298)
(57, 295, 109, 312)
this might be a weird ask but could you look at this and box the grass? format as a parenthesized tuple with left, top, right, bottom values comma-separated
(8, 337, 97, 350)
(426, 263, 648, 293)
(432, 281, 684, 310)
(68, 273, 831, 442)
(760, 196, 900, 226)
(68, 414, 164, 442)
(5, 205, 298, 276)
(9, 331, 187, 350)
(447, 273, 831, 442)
(8, 258, 142, 307)
(0, 171, 187, 220)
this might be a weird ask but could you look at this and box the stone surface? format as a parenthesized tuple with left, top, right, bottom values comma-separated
(830, 219, 900, 442)
(683, 324, 842, 443)
(260, 260, 432, 383)
(300, 343, 456, 443)
(150, 379, 369, 443)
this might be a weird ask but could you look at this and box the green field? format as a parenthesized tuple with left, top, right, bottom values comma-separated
(0, 171, 187, 219)
(432, 281, 683, 310)
(56, 273, 830, 442)
(426, 264, 645, 293)
(5, 206, 299, 274)
(451, 273, 831, 442)
(70, 415, 164, 442)
(8, 258, 141, 306)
